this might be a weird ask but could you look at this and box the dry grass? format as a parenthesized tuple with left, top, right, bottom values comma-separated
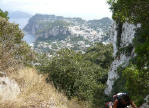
(0, 67, 90, 108)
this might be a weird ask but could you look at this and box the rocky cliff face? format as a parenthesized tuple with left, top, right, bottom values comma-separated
(24, 15, 71, 40)
(104, 20, 149, 108)
(0, 72, 20, 102)
(105, 22, 138, 95)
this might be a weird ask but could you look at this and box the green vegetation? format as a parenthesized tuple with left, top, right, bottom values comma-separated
(37, 43, 113, 107)
(112, 63, 149, 106)
(0, 9, 8, 19)
(0, 10, 35, 72)
(85, 43, 113, 69)
(108, 0, 149, 67)
(108, 0, 149, 106)
(116, 44, 133, 57)
(123, 64, 149, 105)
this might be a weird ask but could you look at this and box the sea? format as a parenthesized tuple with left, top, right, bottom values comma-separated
(9, 18, 35, 45)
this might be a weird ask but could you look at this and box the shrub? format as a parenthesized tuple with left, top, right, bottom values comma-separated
(37, 43, 113, 107)
(0, 15, 35, 72)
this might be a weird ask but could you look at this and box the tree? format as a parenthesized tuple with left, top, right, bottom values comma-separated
(107, 0, 149, 68)
(37, 43, 113, 107)
(0, 9, 8, 19)
(0, 13, 35, 72)
(123, 64, 149, 105)
(85, 43, 113, 69)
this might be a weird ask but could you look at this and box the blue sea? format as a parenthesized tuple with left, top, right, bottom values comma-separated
(9, 18, 35, 45)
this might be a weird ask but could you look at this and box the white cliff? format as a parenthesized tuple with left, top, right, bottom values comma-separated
(105, 22, 137, 95)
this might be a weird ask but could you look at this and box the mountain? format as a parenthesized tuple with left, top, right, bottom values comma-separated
(88, 17, 113, 32)
(24, 14, 113, 54)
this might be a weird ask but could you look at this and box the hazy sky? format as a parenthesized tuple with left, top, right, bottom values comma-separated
(0, 0, 112, 20)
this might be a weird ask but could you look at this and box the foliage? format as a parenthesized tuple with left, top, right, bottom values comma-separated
(122, 64, 149, 106)
(37, 43, 113, 107)
(39, 49, 104, 101)
(133, 25, 149, 68)
(0, 9, 8, 19)
(108, 0, 149, 68)
(111, 66, 127, 95)
(107, 0, 149, 23)
(107, 0, 149, 106)
(85, 43, 113, 69)
(0, 16, 35, 72)
(116, 44, 133, 57)
(111, 63, 149, 106)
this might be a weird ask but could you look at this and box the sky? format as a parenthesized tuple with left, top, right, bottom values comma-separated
(0, 0, 112, 20)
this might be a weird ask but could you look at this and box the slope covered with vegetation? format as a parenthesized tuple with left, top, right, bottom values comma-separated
(37, 43, 113, 107)
(0, 9, 34, 73)
(0, 8, 115, 108)
(108, 0, 149, 106)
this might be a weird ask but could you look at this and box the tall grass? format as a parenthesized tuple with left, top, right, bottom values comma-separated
(0, 67, 89, 108)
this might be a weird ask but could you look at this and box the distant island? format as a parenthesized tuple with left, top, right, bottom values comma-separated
(24, 14, 113, 54)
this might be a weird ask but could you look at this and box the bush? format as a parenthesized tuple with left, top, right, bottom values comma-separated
(122, 64, 149, 106)
(0, 15, 35, 72)
(0, 9, 8, 19)
(37, 43, 113, 107)
(84, 43, 113, 69)
(112, 64, 149, 106)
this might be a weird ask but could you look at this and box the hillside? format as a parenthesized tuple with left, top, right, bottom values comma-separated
(24, 14, 113, 54)
(0, 14, 112, 108)
(0, 67, 89, 108)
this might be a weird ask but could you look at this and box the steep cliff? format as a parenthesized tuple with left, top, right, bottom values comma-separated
(106, 0, 149, 107)
(105, 21, 149, 107)
(105, 22, 138, 95)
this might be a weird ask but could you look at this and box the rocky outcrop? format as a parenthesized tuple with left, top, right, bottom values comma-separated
(36, 26, 71, 40)
(0, 72, 20, 101)
(105, 22, 137, 95)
